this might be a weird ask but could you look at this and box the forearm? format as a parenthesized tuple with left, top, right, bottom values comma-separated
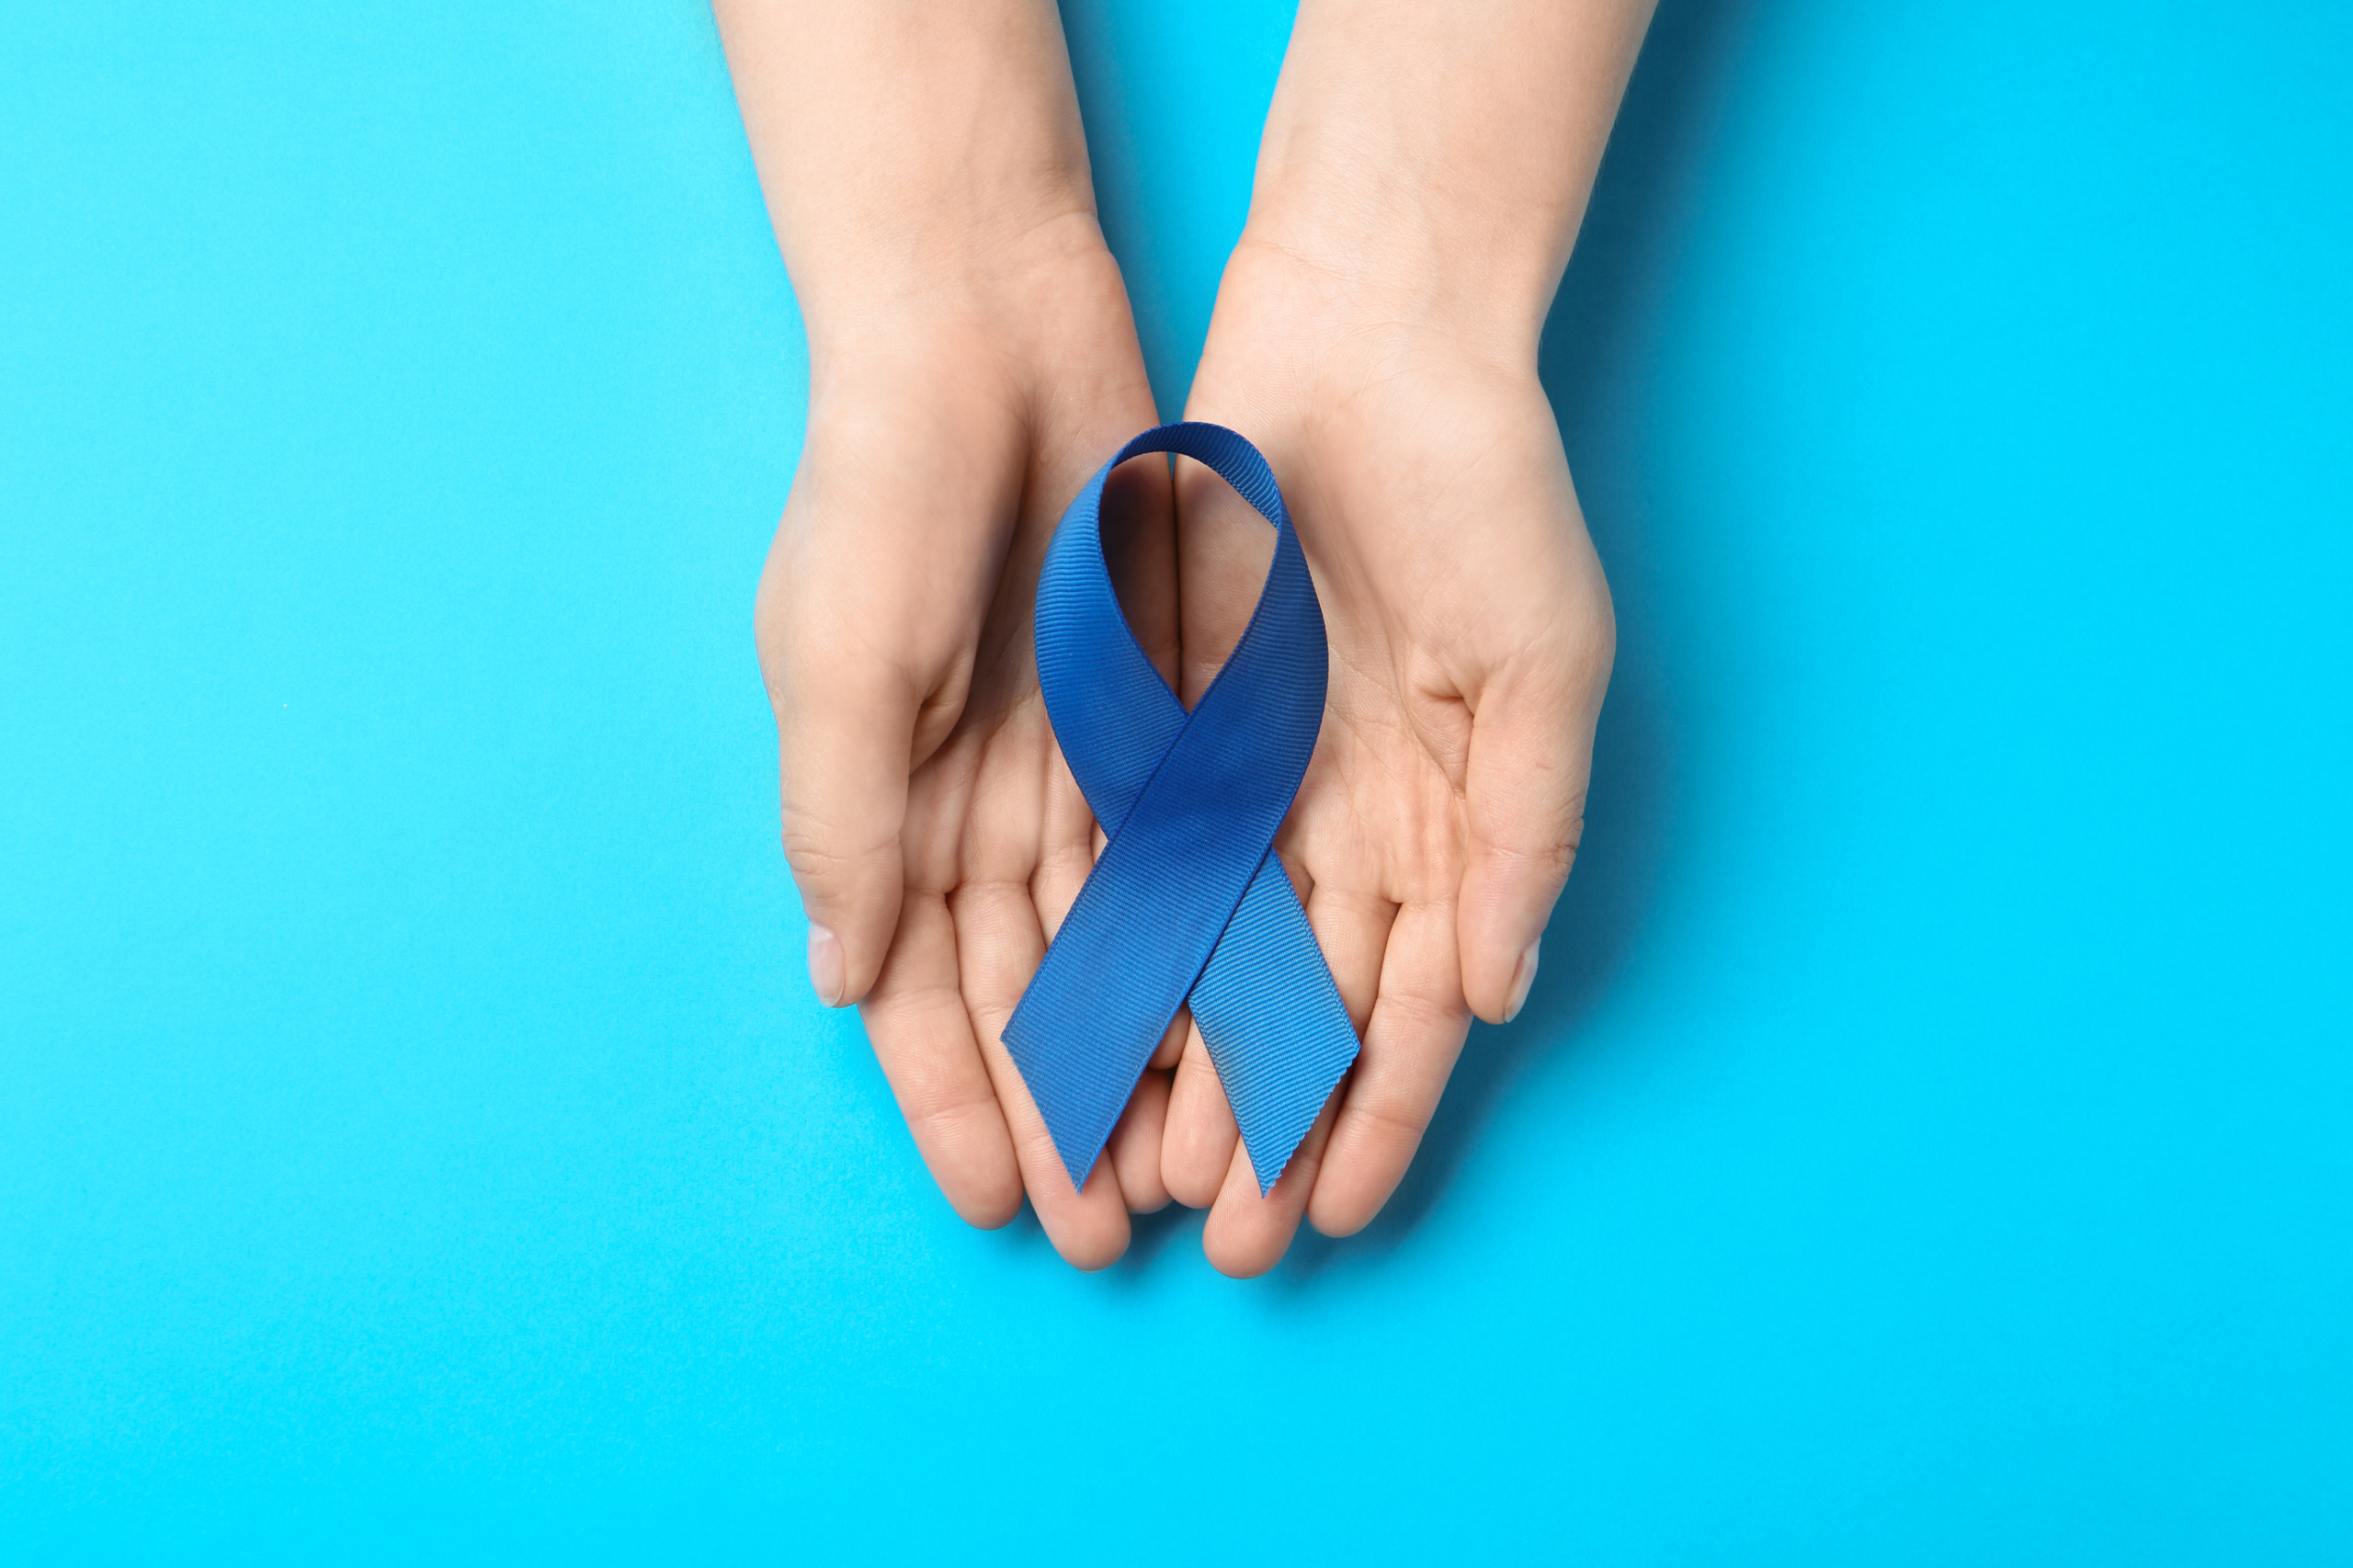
(1241, 0, 1656, 354)
(710, 0, 1104, 353)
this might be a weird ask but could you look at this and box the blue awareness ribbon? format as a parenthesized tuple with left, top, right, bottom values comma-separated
(1004, 422, 1360, 1196)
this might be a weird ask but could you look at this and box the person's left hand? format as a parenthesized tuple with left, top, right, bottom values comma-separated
(1156, 240, 1616, 1275)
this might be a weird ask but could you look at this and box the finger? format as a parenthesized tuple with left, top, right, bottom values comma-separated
(1308, 899, 1472, 1238)
(771, 671, 918, 1008)
(1159, 1021, 1238, 1210)
(1457, 633, 1612, 1025)
(1151, 1009, 1189, 1070)
(757, 411, 1019, 1009)
(953, 877, 1132, 1269)
(1303, 881, 1397, 1034)
(1108, 1068, 1173, 1213)
(858, 890, 1023, 1228)
(1200, 1092, 1341, 1278)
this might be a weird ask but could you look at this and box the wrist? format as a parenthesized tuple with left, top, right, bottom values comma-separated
(791, 199, 1109, 345)
(795, 224, 1156, 530)
(797, 210, 1131, 392)
(1228, 0, 1652, 361)
(719, 0, 1109, 358)
(1203, 230, 1551, 398)
(1230, 192, 1557, 367)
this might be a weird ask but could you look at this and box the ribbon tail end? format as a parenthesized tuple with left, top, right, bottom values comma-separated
(1237, 1122, 1303, 1199)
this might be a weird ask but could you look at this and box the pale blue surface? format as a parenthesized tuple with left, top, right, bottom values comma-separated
(4, 1, 2347, 1559)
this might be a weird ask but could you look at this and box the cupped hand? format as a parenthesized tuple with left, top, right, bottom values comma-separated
(1161, 241, 1616, 1275)
(756, 226, 1181, 1267)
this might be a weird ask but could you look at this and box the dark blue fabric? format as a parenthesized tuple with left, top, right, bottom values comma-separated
(1004, 424, 1360, 1195)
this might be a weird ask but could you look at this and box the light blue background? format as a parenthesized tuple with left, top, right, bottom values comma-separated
(5, 1, 2347, 1559)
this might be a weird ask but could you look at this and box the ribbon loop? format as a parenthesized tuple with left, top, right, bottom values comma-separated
(1005, 423, 1360, 1194)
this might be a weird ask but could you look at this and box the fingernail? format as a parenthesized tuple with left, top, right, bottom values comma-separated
(1504, 938, 1540, 1023)
(806, 923, 845, 1006)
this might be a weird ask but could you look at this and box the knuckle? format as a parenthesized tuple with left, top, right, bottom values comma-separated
(1565, 602, 1616, 686)
(1371, 986, 1466, 1043)
(779, 813, 897, 895)
(904, 1085, 1006, 1154)
(1486, 831, 1580, 894)
(779, 828, 855, 888)
(1333, 1100, 1430, 1182)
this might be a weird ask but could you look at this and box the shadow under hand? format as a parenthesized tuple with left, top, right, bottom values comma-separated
(1278, 0, 1750, 1286)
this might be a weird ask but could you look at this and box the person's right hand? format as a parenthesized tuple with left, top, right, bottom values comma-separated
(755, 219, 1180, 1269)
(717, 0, 1182, 1268)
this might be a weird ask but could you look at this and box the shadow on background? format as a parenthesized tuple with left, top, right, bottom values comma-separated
(1275, 0, 1752, 1285)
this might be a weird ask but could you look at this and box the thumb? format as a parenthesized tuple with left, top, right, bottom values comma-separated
(761, 608, 923, 1010)
(1456, 659, 1608, 1027)
(753, 389, 1021, 1010)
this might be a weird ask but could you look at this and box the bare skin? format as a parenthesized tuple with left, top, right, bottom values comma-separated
(717, 0, 1180, 1267)
(1158, 0, 1654, 1276)
(716, 0, 1654, 1273)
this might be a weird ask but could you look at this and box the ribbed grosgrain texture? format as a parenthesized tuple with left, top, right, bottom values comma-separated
(1004, 424, 1360, 1194)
